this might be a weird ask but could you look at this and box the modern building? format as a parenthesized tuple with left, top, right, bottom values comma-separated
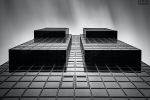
(0, 28, 150, 100)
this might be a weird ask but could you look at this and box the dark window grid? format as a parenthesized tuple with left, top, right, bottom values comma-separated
(117, 65, 146, 98)
(105, 64, 129, 98)
(1, 35, 150, 99)
(126, 65, 150, 87)
(1, 70, 28, 97)
(38, 64, 56, 98)
(94, 64, 111, 99)
(56, 42, 78, 98)
(19, 65, 48, 98)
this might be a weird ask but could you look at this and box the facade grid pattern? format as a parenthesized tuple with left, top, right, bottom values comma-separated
(0, 35, 150, 100)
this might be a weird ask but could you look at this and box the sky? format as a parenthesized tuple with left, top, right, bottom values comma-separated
(0, 0, 150, 65)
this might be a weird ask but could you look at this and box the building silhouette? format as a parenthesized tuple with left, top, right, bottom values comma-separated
(0, 28, 150, 99)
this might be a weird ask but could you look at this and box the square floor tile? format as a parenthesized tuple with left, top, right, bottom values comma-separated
(92, 89, 108, 96)
(58, 89, 74, 96)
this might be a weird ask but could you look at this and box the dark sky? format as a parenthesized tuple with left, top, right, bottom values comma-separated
(0, 0, 150, 65)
